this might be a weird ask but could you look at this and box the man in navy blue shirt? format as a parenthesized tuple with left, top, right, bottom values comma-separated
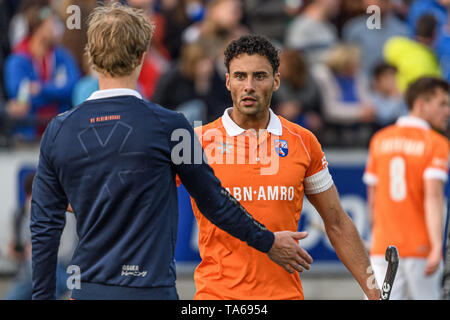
(30, 3, 310, 300)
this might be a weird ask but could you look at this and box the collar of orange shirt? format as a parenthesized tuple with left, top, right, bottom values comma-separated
(396, 115, 430, 130)
(221, 107, 283, 137)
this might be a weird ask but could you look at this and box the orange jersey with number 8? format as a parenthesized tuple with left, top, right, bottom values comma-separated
(363, 116, 449, 257)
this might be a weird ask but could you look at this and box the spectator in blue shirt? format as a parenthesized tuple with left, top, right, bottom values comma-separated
(407, 0, 449, 36)
(4, 4, 80, 141)
(435, 9, 450, 81)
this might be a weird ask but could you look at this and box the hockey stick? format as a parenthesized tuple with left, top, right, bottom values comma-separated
(380, 246, 399, 300)
(443, 199, 450, 300)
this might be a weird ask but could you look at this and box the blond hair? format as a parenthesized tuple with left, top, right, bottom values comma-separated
(324, 44, 360, 74)
(85, 3, 155, 77)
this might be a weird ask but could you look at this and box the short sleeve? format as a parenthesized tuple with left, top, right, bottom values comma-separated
(423, 135, 449, 182)
(304, 133, 333, 195)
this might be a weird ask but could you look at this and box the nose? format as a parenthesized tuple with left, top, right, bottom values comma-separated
(244, 77, 255, 93)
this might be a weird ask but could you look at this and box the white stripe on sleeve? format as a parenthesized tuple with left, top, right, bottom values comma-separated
(363, 172, 378, 186)
(423, 168, 448, 182)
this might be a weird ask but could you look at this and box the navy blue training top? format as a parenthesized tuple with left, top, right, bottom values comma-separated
(30, 92, 274, 300)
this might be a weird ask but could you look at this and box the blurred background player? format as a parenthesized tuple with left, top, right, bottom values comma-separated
(189, 35, 381, 300)
(364, 76, 450, 299)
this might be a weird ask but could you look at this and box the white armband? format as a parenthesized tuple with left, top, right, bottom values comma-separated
(304, 167, 334, 195)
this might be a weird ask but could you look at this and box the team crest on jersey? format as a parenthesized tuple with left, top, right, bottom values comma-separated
(274, 139, 288, 157)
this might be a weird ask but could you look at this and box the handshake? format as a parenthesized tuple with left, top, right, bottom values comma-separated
(267, 231, 313, 274)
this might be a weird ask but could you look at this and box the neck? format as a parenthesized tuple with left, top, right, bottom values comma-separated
(98, 74, 139, 91)
(230, 108, 270, 135)
(409, 109, 426, 121)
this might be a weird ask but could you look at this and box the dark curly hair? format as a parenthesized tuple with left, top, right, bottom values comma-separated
(224, 34, 280, 74)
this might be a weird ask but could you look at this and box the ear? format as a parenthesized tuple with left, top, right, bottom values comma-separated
(413, 97, 427, 116)
(273, 72, 281, 92)
(225, 73, 231, 92)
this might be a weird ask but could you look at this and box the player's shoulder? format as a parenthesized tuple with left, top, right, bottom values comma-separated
(141, 100, 191, 129)
(47, 105, 83, 138)
(429, 129, 449, 149)
(55, 105, 80, 121)
(277, 116, 328, 162)
(140, 100, 180, 117)
(278, 116, 318, 143)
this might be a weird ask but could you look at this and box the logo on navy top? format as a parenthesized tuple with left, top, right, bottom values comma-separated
(121, 265, 148, 277)
(274, 139, 288, 157)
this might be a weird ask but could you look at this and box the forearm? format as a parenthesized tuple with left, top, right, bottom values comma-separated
(366, 185, 375, 228)
(185, 171, 275, 252)
(326, 212, 379, 298)
(424, 191, 444, 253)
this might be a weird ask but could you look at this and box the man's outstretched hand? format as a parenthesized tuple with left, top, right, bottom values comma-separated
(267, 231, 313, 273)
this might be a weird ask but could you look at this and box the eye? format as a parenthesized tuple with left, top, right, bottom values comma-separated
(255, 73, 266, 80)
(234, 73, 245, 80)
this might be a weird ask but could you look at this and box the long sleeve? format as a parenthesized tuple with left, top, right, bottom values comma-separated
(30, 119, 68, 299)
(166, 113, 275, 253)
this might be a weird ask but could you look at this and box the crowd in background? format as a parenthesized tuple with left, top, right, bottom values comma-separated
(0, 0, 449, 148)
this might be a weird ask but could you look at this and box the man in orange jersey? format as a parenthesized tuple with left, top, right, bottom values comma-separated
(364, 77, 450, 299)
(188, 34, 381, 300)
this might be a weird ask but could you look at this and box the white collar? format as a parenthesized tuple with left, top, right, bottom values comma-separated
(87, 88, 143, 101)
(221, 107, 283, 137)
(396, 115, 430, 130)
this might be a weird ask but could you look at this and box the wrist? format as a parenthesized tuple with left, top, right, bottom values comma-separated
(265, 231, 275, 253)
(366, 288, 381, 300)
(430, 245, 442, 254)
